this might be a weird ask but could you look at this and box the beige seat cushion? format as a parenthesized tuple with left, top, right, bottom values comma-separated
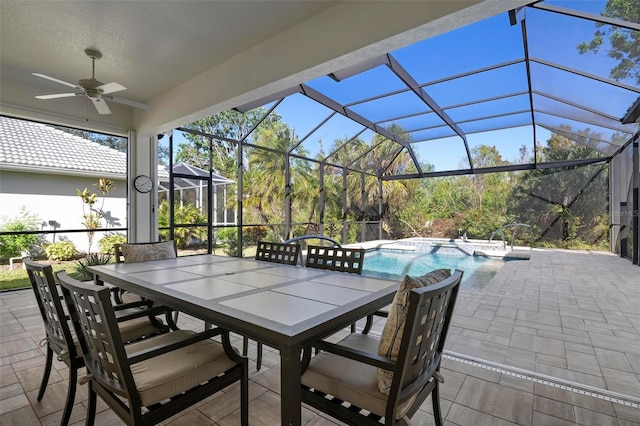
(121, 291, 143, 304)
(302, 333, 416, 420)
(376, 269, 451, 394)
(125, 330, 238, 406)
(303, 334, 386, 416)
(118, 316, 164, 343)
(122, 242, 176, 263)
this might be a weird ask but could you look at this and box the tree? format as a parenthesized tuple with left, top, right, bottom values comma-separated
(76, 179, 115, 254)
(178, 108, 279, 178)
(0, 207, 44, 258)
(509, 129, 609, 245)
(157, 200, 207, 248)
(242, 121, 315, 240)
(577, 0, 640, 85)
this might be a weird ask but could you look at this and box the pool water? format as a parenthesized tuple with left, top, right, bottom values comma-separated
(362, 250, 507, 290)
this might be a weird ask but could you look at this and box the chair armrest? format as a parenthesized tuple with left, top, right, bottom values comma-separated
(113, 300, 152, 311)
(128, 328, 224, 364)
(114, 305, 168, 322)
(313, 339, 396, 370)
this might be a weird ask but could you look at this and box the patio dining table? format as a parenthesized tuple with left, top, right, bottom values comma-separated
(88, 253, 397, 426)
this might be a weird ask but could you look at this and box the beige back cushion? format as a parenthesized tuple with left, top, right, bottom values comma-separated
(376, 268, 451, 394)
(121, 242, 176, 263)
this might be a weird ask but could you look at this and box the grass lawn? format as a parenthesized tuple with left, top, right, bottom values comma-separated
(0, 248, 257, 291)
(0, 261, 82, 291)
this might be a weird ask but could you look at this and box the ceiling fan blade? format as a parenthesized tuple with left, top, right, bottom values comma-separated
(32, 73, 79, 89)
(91, 98, 112, 115)
(106, 95, 151, 111)
(98, 82, 126, 94)
(35, 92, 80, 99)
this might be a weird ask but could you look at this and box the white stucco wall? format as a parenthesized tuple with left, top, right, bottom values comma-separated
(0, 170, 127, 254)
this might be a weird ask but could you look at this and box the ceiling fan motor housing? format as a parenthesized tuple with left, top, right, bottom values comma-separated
(79, 78, 104, 99)
(33, 47, 150, 113)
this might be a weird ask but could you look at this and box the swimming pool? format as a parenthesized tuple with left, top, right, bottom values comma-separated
(361, 250, 508, 290)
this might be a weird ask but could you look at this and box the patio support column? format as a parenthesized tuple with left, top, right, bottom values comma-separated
(361, 171, 366, 242)
(319, 162, 325, 237)
(378, 177, 383, 240)
(633, 135, 639, 265)
(342, 167, 348, 244)
(129, 130, 157, 243)
(237, 138, 244, 256)
(285, 151, 291, 240)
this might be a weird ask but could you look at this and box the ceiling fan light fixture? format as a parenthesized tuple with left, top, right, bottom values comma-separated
(32, 48, 150, 114)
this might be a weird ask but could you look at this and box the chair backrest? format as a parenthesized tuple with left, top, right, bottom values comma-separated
(23, 257, 78, 362)
(255, 241, 300, 265)
(114, 240, 177, 263)
(56, 271, 138, 402)
(305, 245, 365, 274)
(387, 269, 463, 419)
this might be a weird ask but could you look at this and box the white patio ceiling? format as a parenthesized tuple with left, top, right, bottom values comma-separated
(0, 0, 521, 137)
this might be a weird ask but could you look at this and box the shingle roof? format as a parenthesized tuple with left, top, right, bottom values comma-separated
(0, 116, 127, 175)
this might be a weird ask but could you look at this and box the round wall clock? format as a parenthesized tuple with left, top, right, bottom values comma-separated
(134, 175, 153, 193)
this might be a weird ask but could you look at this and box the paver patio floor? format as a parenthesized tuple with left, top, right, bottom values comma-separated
(1, 248, 638, 425)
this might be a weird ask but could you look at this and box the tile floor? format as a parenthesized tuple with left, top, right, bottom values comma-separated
(1, 248, 639, 425)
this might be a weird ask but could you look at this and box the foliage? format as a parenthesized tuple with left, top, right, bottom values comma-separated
(577, 0, 640, 85)
(157, 200, 207, 248)
(74, 253, 113, 281)
(97, 234, 127, 254)
(45, 241, 78, 261)
(77, 178, 115, 254)
(217, 228, 249, 257)
(168, 110, 611, 251)
(509, 129, 609, 245)
(0, 208, 44, 258)
(461, 209, 515, 241)
(178, 109, 279, 178)
(245, 226, 268, 244)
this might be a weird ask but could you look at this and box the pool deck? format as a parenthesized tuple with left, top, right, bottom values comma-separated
(1, 248, 639, 425)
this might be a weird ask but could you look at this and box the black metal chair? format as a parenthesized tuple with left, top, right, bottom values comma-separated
(255, 240, 301, 265)
(114, 241, 180, 329)
(57, 271, 249, 426)
(305, 244, 365, 274)
(305, 244, 372, 332)
(24, 258, 169, 426)
(301, 270, 463, 426)
(246, 241, 302, 370)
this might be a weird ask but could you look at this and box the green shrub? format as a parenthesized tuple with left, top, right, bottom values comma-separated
(0, 208, 44, 258)
(74, 253, 112, 280)
(45, 241, 78, 261)
(158, 200, 207, 248)
(217, 228, 249, 257)
(98, 234, 127, 254)
(245, 226, 268, 244)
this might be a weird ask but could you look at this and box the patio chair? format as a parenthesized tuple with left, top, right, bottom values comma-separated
(305, 244, 365, 274)
(56, 271, 249, 426)
(246, 240, 302, 370)
(23, 258, 170, 426)
(255, 240, 301, 265)
(114, 241, 180, 329)
(305, 244, 371, 332)
(301, 269, 463, 426)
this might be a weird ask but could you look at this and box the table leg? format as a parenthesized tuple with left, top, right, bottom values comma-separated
(280, 344, 302, 426)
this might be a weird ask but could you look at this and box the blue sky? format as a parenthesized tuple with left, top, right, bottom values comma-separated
(173, 1, 635, 173)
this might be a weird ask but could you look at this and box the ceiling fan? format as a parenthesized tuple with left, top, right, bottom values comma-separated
(33, 48, 150, 115)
